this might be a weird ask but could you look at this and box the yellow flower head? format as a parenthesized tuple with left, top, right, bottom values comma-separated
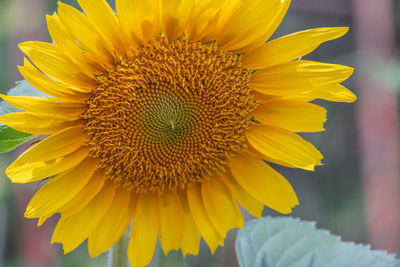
(1, 0, 355, 266)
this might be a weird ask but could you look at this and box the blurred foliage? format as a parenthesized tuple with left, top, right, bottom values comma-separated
(60, 242, 107, 267)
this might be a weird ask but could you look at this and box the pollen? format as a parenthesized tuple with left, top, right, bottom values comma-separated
(82, 38, 256, 193)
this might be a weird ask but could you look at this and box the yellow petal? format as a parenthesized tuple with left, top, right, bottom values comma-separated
(19, 41, 96, 89)
(0, 112, 80, 135)
(240, 0, 291, 52)
(7, 146, 89, 184)
(305, 84, 357, 103)
(249, 60, 354, 95)
(57, 2, 114, 64)
(18, 59, 90, 99)
(117, 0, 160, 45)
(37, 216, 50, 226)
(88, 189, 135, 257)
(184, 1, 221, 43)
(187, 183, 224, 253)
(159, 0, 192, 41)
(159, 191, 184, 254)
(242, 27, 349, 69)
(246, 124, 323, 170)
(5, 126, 86, 167)
(180, 195, 201, 256)
(253, 100, 327, 132)
(128, 193, 159, 267)
(201, 175, 243, 236)
(77, 0, 128, 54)
(51, 182, 115, 254)
(229, 153, 298, 214)
(25, 157, 98, 218)
(218, 0, 283, 52)
(220, 171, 264, 218)
(252, 91, 288, 102)
(206, 0, 242, 41)
(46, 13, 105, 75)
(58, 169, 106, 217)
(247, 140, 297, 170)
(0, 94, 85, 121)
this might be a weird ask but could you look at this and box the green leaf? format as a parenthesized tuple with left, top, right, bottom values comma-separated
(236, 217, 400, 267)
(0, 125, 35, 153)
(0, 80, 45, 152)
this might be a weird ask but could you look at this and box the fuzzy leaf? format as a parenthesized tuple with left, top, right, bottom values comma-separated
(236, 217, 400, 267)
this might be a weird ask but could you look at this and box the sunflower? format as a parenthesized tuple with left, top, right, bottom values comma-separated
(1, 0, 355, 266)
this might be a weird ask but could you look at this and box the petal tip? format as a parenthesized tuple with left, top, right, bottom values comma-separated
(282, 199, 299, 214)
(88, 247, 102, 258)
(24, 207, 35, 218)
(345, 90, 358, 103)
(349, 95, 358, 102)
(4, 166, 18, 183)
(328, 26, 349, 40)
(18, 43, 28, 53)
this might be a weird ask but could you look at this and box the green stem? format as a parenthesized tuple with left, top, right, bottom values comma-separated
(108, 229, 130, 267)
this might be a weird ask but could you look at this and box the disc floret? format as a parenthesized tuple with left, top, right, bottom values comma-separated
(83, 38, 256, 193)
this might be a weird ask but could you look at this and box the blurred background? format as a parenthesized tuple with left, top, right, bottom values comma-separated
(0, 0, 399, 266)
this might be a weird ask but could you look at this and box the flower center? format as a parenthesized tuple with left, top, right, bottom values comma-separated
(82, 38, 256, 193)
